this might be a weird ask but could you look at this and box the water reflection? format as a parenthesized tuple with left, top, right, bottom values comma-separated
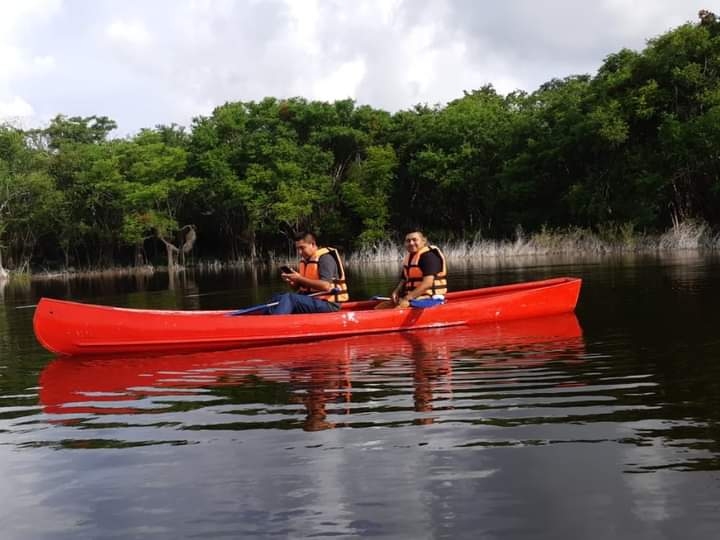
(39, 314, 584, 436)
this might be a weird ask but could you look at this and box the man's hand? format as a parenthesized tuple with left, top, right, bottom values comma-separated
(281, 269, 300, 287)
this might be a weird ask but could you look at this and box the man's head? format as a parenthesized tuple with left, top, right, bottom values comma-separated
(294, 231, 318, 259)
(403, 228, 428, 254)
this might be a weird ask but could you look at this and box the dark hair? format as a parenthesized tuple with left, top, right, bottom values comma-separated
(403, 227, 426, 237)
(293, 231, 317, 244)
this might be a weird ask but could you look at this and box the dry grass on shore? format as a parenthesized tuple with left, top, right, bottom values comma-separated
(346, 221, 719, 265)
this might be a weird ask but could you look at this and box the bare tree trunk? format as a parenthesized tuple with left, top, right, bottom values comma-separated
(137, 241, 153, 267)
(158, 225, 196, 270)
(179, 225, 196, 266)
(248, 228, 257, 261)
(0, 248, 8, 279)
(163, 240, 179, 270)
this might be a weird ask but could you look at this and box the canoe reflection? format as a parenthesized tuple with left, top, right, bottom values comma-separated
(39, 314, 585, 430)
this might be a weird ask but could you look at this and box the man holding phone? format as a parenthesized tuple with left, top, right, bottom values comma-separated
(267, 231, 349, 314)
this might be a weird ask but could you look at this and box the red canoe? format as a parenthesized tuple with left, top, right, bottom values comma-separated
(33, 276, 581, 356)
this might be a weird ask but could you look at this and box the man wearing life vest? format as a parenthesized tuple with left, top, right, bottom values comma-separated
(389, 229, 447, 309)
(268, 231, 349, 314)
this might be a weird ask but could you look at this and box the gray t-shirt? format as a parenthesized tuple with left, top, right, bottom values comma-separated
(317, 252, 340, 282)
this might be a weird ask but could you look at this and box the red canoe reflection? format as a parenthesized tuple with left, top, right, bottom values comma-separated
(39, 313, 585, 424)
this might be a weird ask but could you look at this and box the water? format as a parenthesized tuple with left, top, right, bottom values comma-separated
(1, 255, 720, 539)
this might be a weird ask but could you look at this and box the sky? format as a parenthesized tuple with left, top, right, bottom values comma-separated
(0, 0, 708, 135)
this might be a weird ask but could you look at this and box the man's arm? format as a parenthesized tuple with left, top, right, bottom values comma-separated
(286, 272, 335, 292)
(280, 255, 337, 292)
(391, 280, 405, 304)
(402, 275, 435, 301)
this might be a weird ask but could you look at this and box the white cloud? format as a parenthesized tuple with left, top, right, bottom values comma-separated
(284, 0, 321, 58)
(0, 0, 707, 133)
(0, 0, 62, 124)
(0, 0, 59, 79)
(0, 45, 23, 80)
(105, 20, 152, 47)
(311, 58, 367, 103)
(0, 96, 35, 118)
(0, 0, 63, 37)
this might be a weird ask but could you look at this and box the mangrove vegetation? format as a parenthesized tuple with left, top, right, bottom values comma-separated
(1, 10, 720, 275)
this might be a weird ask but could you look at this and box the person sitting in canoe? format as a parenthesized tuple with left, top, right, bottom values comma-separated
(378, 228, 447, 309)
(268, 231, 349, 314)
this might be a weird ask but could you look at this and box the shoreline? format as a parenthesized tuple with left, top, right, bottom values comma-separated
(2, 221, 718, 282)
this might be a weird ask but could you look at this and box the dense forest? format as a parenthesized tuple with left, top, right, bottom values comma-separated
(1, 11, 719, 274)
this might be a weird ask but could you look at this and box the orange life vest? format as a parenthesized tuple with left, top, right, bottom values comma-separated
(298, 247, 349, 302)
(402, 245, 447, 299)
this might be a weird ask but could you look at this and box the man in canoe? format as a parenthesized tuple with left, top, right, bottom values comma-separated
(379, 228, 447, 309)
(268, 231, 349, 314)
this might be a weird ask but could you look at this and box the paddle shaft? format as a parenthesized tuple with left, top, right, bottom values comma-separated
(229, 289, 337, 316)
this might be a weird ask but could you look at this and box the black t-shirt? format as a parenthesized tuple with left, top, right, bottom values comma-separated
(418, 250, 442, 275)
(400, 250, 443, 279)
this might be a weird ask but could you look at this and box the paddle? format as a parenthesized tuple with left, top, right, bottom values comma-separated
(228, 289, 338, 316)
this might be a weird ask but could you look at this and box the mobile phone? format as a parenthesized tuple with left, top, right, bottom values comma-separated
(279, 265, 293, 274)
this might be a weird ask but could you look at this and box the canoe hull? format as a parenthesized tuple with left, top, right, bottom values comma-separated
(33, 277, 581, 356)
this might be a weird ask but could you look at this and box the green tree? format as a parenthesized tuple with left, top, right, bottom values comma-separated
(119, 130, 201, 268)
(0, 125, 63, 271)
(341, 144, 398, 247)
(43, 115, 117, 149)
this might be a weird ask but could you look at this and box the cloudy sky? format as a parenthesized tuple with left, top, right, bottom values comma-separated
(0, 0, 706, 134)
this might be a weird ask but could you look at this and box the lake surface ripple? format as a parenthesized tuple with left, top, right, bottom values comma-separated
(1, 255, 719, 539)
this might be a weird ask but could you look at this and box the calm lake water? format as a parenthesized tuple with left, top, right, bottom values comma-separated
(1, 254, 720, 539)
